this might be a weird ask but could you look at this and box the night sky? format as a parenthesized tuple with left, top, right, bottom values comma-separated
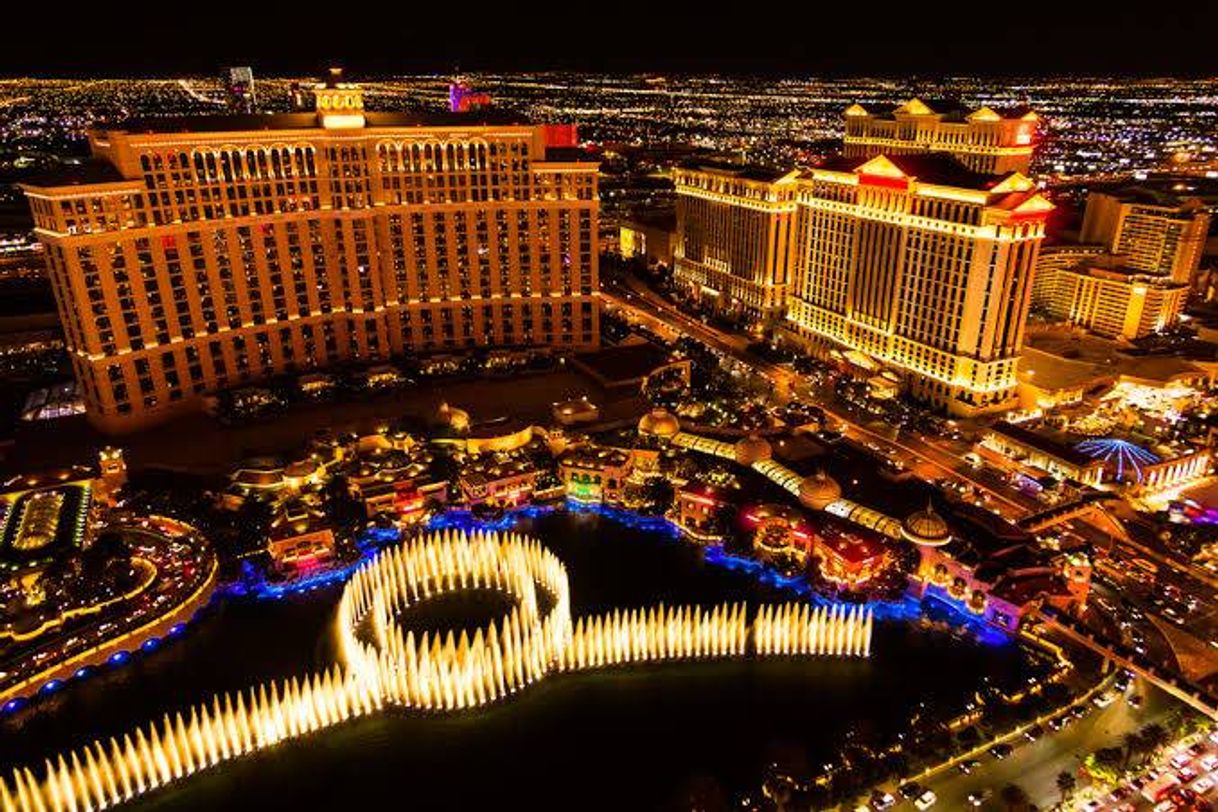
(6, 4, 1218, 76)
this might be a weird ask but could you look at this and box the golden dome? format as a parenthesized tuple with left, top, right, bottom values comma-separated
(734, 434, 772, 465)
(438, 401, 470, 432)
(798, 469, 841, 510)
(637, 408, 680, 439)
(902, 501, 951, 546)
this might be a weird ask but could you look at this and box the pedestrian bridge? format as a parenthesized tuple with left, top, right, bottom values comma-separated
(1017, 491, 1127, 538)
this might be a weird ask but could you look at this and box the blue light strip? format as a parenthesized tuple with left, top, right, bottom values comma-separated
(1, 605, 210, 717)
(223, 525, 405, 601)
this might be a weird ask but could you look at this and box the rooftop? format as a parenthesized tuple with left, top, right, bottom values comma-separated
(988, 420, 1097, 469)
(859, 98, 1036, 123)
(814, 152, 1004, 188)
(21, 159, 127, 189)
(100, 109, 530, 135)
(676, 158, 794, 184)
(1021, 331, 1212, 389)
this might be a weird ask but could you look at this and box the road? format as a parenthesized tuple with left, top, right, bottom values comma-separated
(916, 680, 1175, 811)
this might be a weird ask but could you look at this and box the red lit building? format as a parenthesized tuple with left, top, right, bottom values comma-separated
(674, 483, 735, 541)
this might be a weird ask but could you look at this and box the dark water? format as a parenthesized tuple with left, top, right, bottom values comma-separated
(1, 511, 1031, 811)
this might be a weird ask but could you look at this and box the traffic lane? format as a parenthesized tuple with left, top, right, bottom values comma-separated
(1094, 561, 1218, 670)
(916, 685, 1176, 811)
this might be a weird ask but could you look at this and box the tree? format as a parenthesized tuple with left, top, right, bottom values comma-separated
(1139, 723, 1169, 759)
(1000, 783, 1030, 812)
(1086, 747, 1124, 784)
(1056, 771, 1076, 805)
(640, 477, 674, 514)
(1122, 730, 1143, 768)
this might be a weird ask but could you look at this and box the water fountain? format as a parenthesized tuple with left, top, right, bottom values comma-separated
(3, 528, 872, 812)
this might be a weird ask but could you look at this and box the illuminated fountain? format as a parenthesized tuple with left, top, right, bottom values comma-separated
(3, 529, 872, 811)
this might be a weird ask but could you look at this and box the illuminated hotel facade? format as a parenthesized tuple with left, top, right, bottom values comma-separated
(673, 101, 1052, 416)
(1081, 191, 1209, 285)
(21, 77, 599, 432)
(1034, 190, 1208, 339)
(1049, 266, 1188, 340)
(843, 98, 1038, 175)
(672, 163, 797, 325)
(786, 154, 1050, 415)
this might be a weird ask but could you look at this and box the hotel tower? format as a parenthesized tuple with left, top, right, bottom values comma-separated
(21, 72, 599, 432)
(675, 100, 1051, 416)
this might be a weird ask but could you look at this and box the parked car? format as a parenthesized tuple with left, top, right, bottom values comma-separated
(869, 790, 896, 811)
(989, 743, 1013, 759)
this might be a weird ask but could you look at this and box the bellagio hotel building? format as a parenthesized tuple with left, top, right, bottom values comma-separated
(675, 99, 1051, 416)
(21, 77, 598, 432)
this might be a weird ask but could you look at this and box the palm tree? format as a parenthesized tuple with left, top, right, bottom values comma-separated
(1122, 730, 1143, 768)
(1056, 771, 1077, 805)
(1140, 723, 1169, 759)
(1000, 782, 1030, 811)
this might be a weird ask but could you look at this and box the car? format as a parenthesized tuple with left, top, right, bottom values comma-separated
(869, 791, 896, 811)
(1072, 705, 1089, 720)
(1170, 788, 1199, 806)
(1083, 800, 1104, 812)
(967, 790, 991, 807)
(1193, 776, 1214, 794)
(1192, 743, 1208, 757)
(1109, 786, 1132, 803)
(1094, 692, 1116, 708)
(1153, 802, 1178, 812)
(898, 783, 922, 800)
(914, 790, 937, 811)
(1130, 694, 1145, 708)
(1179, 766, 1198, 783)
(958, 759, 982, 775)
(1202, 755, 1218, 772)
(1048, 716, 1067, 732)
(1173, 753, 1194, 770)
(1024, 724, 1044, 741)
(989, 743, 1013, 759)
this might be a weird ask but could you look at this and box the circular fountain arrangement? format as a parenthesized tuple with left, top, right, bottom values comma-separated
(2, 529, 874, 811)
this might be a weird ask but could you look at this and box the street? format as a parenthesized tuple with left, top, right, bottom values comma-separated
(912, 679, 1175, 811)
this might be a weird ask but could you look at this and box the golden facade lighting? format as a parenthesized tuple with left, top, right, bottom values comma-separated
(672, 164, 799, 325)
(674, 147, 1051, 416)
(20, 81, 600, 433)
(843, 99, 1038, 175)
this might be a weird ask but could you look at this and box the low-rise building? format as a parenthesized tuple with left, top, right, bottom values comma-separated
(812, 524, 891, 588)
(341, 449, 446, 519)
(266, 500, 335, 571)
(906, 504, 1091, 632)
(980, 421, 1106, 487)
(674, 482, 735, 542)
(560, 447, 633, 504)
(459, 459, 538, 508)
